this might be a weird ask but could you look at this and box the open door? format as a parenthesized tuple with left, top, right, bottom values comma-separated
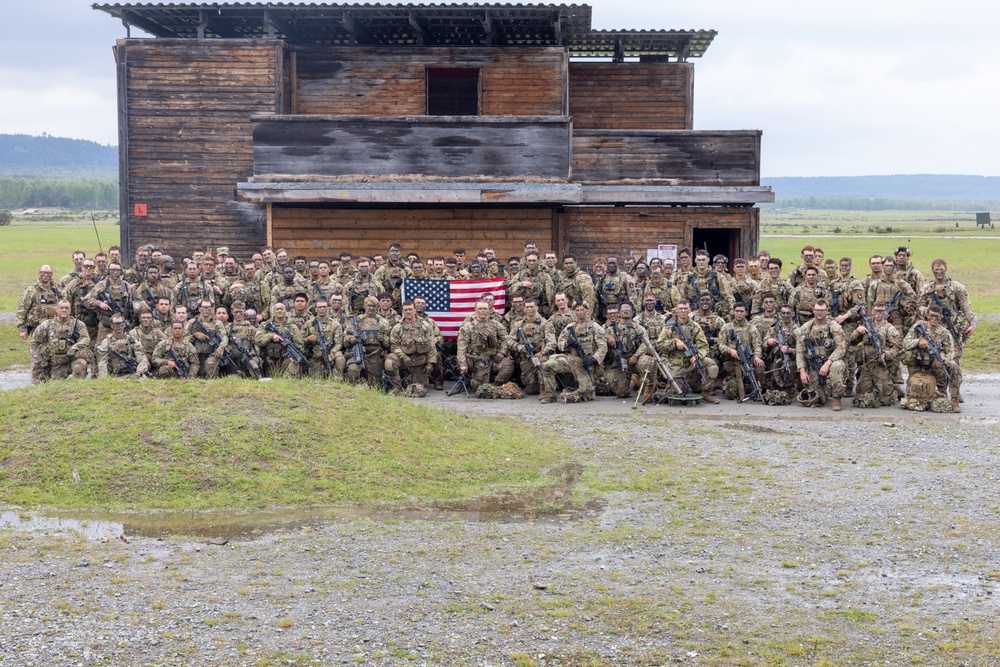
(692, 228, 741, 270)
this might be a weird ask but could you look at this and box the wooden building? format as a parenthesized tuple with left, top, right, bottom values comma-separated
(95, 2, 773, 266)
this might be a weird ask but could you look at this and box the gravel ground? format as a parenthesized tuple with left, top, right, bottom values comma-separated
(2, 378, 1000, 665)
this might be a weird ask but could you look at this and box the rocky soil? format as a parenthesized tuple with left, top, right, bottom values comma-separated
(2, 378, 1000, 666)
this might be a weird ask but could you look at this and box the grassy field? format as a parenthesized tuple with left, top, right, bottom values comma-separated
(0, 379, 568, 510)
(0, 210, 118, 311)
(761, 207, 998, 236)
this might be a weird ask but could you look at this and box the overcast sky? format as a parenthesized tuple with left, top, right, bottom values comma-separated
(3, 0, 998, 176)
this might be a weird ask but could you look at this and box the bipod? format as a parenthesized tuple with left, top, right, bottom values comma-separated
(446, 374, 471, 398)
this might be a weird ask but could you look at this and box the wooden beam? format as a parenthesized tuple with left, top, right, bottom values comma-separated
(408, 11, 427, 46)
(121, 10, 179, 39)
(263, 9, 297, 40)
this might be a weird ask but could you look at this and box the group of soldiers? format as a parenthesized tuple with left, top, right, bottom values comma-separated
(16, 240, 976, 413)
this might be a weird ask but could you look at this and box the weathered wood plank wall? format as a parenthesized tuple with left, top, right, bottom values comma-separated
(572, 130, 761, 185)
(252, 116, 571, 179)
(568, 63, 693, 130)
(117, 39, 279, 259)
(271, 206, 555, 262)
(561, 206, 758, 266)
(293, 47, 566, 116)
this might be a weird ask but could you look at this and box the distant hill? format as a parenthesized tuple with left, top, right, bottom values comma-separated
(0, 133, 117, 179)
(763, 175, 1000, 201)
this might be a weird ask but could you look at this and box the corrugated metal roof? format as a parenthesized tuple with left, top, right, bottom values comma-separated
(92, 3, 715, 59)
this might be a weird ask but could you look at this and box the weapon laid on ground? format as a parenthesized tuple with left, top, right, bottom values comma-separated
(519, 328, 544, 387)
(167, 347, 191, 378)
(109, 348, 139, 376)
(858, 307, 887, 369)
(733, 332, 763, 403)
(638, 327, 685, 397)
(913, 323, 950, 383)
(447, 372, 471, 397)
(264, 321, 308, 366)
(229, 323, 262, 379)
(567, 325, 596, 372)
(313, 318, 334, 375)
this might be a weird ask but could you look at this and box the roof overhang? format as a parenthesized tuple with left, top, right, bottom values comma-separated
(93, 3, 716, 59)
(236, 182, 774, 205)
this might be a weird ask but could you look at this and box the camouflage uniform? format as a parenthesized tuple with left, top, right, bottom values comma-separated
(344, 313, 392, 386)
(373, 261, 411, 310)
(128, 322, 166, 360)
(752, 313, 798, 393)
(304, 314, 344, 379)
(185, 316, 229, 379)
(389, 317, 438, 388)
(151, 335, 200, 379)
(226, 320, 264, 379)
(16, 281, 62, 337)
(849, 319, 901, 405)
(457, 317, 508, 390)
(29, 315, 92, 382)
(97, 331, 150, 378)
(307, 279, 343, 311)
(270, 281, 304, 313)
(717, 319, 764, 394)
(655, 316, 719, 396)
(751, 276, 794, 314)
(172, 278, 215, 313)
(917, 277, 976, 371)
(511, 267, 555, 317)
(795, 318, 847, 403)
(136, 279, 172, 312)
(682, 270, 734, 320)
(789, 282, 829, 326)
(555, 269, 596, 310)
(730, 276, 759, 313)
(903, 320, 959, 402)
(254, 319, 305, 378)
(541, 319, 607, 402)
(868, 277, 917, 334)
(595, 270, 635, 322)
(640, 277, 682, 315)
(84, 278, 138, 344)
(635, 308, 666, 341)
(227, 277, 269, 316)
(603, 320, 647, 398)
(497, 314, 554, 395)
(343, 275, 385, 315)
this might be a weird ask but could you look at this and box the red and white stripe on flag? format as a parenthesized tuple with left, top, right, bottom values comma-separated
(402, 277, 506, 339)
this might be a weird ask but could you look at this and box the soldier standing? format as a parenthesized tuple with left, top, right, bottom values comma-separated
(343, 295, 392, 386)
(917, 258, 976, 404)
(85, 262, 138, 345)
(389, 300, 437, 390)
(29, 300, 91, 382)
(497, 298, 553, 395)
(17, 265, 62, 340)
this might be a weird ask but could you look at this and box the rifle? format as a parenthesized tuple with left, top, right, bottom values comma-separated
(611, 323, 628, 374)
(109, 348, 139, 376)
(447, 372, 471, 397)
(913, 323, 950, 383)
(229, 323, 262, 379)
(771, 320, 794, 380)
(929, 292, 961, 344)
(101, 290, 129, 319)
(167, 347, 191, 378)
(264, 321, 308, 366)
(733, 332, 763, 403)
(669, 317, 704, 374)
(349, 316, 367, 373)
(884, 290, 902, 322)
(567, 325, 596, 373)
(519, 327, 544, 387)
(804, 335, 827, 391)
(181, 281, 192, 310)
(313, 318, 334, 375)
(194, 319, 234, 368)
(638, 327, 684, 396)
(858, 307, 887, 369)
(830, 286, 840, 318)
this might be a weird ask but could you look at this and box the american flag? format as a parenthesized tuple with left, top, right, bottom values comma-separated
(402, 278, 506, 339)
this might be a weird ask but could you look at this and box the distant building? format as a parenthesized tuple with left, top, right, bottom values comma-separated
(95, 2, 772, 265)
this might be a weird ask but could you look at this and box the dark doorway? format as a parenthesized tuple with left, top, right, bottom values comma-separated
(692, 228, 741, 269)
(426, 68, 480, 115)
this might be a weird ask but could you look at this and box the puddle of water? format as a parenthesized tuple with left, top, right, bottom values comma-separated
(1, 500, 603, 542)
(0, 370, 31, 391)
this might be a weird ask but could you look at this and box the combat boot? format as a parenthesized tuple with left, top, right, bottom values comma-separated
(539, 392, 556, 404)
(951, 398, 961, 413)
(642, 382, 655, 405)
(701, 391, 720, 405)
(894, 384, 905, 399)
(832, 397, 842, 411)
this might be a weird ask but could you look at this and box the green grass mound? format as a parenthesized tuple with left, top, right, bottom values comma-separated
(0, 378, 567, 510)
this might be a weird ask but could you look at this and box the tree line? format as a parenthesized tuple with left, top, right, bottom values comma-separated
(0, 176, 117, 210)
(771, 197, 999, 212)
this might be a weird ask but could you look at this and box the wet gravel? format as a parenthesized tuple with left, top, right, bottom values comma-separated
(2, 379, 1000, 665)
